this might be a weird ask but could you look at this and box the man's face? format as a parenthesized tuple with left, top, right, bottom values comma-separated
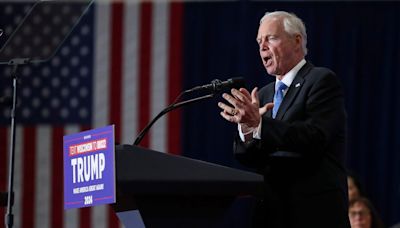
(349, 202, 372, 228)
(256, 17, 302, 77)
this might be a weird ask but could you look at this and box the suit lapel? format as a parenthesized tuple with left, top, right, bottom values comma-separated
(275, 62, 313, 120)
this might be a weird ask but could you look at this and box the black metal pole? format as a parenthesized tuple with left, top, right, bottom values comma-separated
(134, 94, 214, 146)
(5, 64, 18, 228)
(5, 58, 28, 228)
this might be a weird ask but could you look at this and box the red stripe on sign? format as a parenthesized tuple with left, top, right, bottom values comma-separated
(22, 127, 36, 228)
(0, 128, 7, 228)
(137, 2, 153, 148)
(79, 126, 92, 228)
(51, 127, 64, 228)
(109, 1, 124, 143)
(168, 2, 184, 155)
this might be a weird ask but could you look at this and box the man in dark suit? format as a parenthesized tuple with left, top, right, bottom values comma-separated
(218, 11, 350, 227)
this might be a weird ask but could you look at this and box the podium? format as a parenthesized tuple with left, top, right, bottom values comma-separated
(112, 144, 264, 228)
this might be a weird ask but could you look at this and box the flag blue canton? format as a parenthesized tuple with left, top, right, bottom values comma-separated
(0, 2, 94, 125)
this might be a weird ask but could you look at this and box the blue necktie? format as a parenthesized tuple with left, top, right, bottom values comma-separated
(272, 81, 288, 119)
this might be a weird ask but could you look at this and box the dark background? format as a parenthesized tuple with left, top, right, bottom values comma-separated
(181, 1, 400, 226)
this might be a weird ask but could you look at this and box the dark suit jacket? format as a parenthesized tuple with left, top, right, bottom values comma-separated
(234, 62, 350, 228)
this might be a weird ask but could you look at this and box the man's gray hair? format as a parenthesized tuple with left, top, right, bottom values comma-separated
(260, 11, 308, 55)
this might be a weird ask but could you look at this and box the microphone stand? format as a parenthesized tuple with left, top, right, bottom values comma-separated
(5, 58, 29, 228)
(134, 93, 214, 146)
(133, 77, 245, 146)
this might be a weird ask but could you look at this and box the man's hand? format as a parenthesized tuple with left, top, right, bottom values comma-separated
(218, 87, 273, 133)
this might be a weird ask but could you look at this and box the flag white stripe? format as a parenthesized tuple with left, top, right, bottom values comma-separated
(13, 126, 22, 228)
(34, 126, 51, 228)
(122, 2, 140, 145)
(93, 2, 111, 129)
(64, 209, 79, 228)
(121, 3, 142, 227)
(93, 2, 111, 228)
(64, 126, 80, 228)
(150, 2, 169, 152)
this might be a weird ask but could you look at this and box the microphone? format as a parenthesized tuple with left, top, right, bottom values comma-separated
(185, 77, 245, 93)
(133, 77, 245, 145)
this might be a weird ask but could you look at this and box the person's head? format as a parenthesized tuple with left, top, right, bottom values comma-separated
(348, 175, 361, 201)
(349, 197, 384, 228)
(347, 173, 366, 202)
(256, 11, 307, 78)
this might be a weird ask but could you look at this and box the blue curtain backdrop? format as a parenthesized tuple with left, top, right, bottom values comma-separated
(181, 1, 400, 226)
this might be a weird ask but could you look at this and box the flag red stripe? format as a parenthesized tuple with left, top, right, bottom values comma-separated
(0, 128, 7, 190)
(168, 2, 184, 155)
(79, 207, 91, 227)
(108, 2, 124, 227)
(22, 127, 36, 228)
(0, 128, 7, 228)
(51, 126, 64, 228)
(138, 2, 153, 148)
(109, 1, 124, 143)
(108, 203, 120, 227)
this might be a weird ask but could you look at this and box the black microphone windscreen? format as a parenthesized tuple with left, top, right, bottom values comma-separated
(229, 77, 246, 89)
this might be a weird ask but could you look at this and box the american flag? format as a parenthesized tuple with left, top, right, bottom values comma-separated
(0, 1, 183, 227)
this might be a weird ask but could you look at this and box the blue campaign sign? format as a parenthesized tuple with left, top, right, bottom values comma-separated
(63, 125, 116, 209)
